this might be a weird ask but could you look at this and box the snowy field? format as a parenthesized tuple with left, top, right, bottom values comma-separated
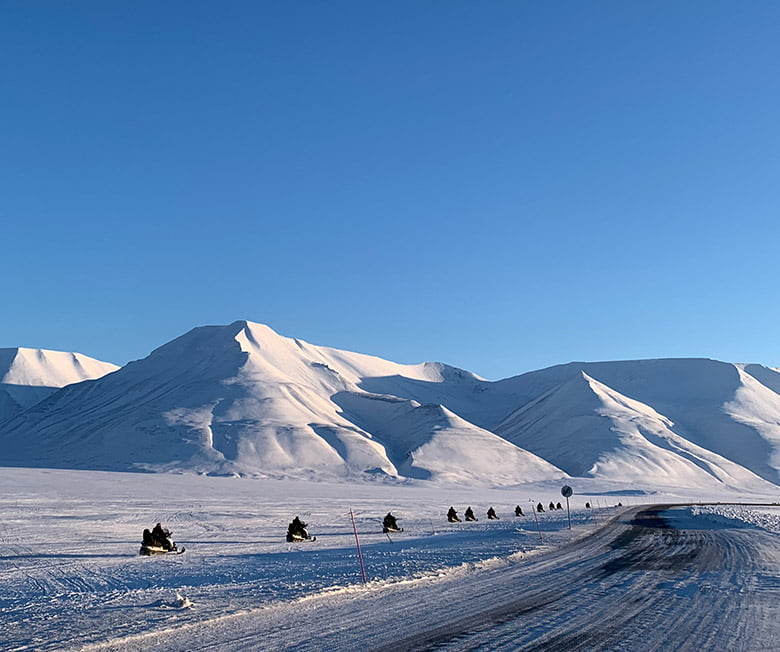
(1, 468, 778, 651)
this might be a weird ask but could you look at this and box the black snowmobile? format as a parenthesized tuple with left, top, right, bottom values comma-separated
(447, 507, 461, 523)
(487, 507, 499, 520)
(286, 516, 316, 542)
(382, 512, 403, 533)
(464, 507, 478, 522)
(139, 524, 184, 556)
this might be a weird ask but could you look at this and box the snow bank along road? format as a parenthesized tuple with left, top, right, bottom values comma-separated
(100, 504, 780, 651)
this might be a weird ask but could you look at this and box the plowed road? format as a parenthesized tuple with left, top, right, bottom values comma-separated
(97, 505, 780, 651)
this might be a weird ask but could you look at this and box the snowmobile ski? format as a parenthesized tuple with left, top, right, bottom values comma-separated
(139, 545, 186, 556)
(382, 527, 404, 533)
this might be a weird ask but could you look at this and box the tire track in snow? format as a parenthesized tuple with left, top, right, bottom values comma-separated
(408, 506, 779, 651)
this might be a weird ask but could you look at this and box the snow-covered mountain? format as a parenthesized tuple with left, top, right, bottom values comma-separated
(494, 371, 770, 491)
(0, 348, 119, 423)
(485, 359, 780, 488)
(0, 322, 563, 484)
(1, 321, 779, 490)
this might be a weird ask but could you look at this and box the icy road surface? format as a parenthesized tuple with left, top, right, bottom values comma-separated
(93, 505, 779, 651)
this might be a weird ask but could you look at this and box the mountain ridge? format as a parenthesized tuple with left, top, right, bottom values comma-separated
(0, 347, 119, 424)
(1, 321, 778, 489)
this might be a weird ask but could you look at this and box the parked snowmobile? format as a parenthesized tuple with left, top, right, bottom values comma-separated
(447, 506, 461, 523)
(549, 502, 556, 511)
(536, 502, 545, 513)
(139, 523, 184, 555)
(382, 512, 403, 533)
(486, 507, 499, 520)
(464, 506, 478, 521)
(286, 516, 315, 542)
(515, 505, 524, 517)
(556, 502, 563, 510)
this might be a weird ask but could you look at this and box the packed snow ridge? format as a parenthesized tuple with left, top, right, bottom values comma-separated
(1, 321, 780, 490)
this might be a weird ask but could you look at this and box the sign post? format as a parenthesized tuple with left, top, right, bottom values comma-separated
(561, 485, 573, 530)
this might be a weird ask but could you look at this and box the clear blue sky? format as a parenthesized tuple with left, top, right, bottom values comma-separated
(2, 1, 779, 379)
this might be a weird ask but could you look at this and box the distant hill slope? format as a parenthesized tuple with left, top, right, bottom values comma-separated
(1, 323, 778, 490)
(494, 371, 771, 491)
(0, 348, 119, 423)
(0, 322, 563, 485)
(485, 359, 780, 486)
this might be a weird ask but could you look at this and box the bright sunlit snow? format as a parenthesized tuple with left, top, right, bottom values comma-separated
(1, 468, 777, 650)
(0, 348, 118, 423)
(3, 322, 780, 492)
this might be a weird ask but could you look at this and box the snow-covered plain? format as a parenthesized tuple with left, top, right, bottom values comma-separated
(1, 468, 778, 650)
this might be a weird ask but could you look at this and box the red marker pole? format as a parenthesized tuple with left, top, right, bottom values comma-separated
(530, 500, 543, 542)
(349, 508, 368, 584)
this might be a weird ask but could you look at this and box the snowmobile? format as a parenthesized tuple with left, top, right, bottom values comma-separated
(464, 507, 478, 522)
(382, 513, 403, 533)
(486, 507, 499, 520)
(286, 517, 316, 542)
(139, 527, 184, 555)
(447, 507, 461, 523)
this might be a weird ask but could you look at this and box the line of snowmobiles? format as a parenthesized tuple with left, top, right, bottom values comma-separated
(138, 513, 403, 555)
(138, 500, 597, 556)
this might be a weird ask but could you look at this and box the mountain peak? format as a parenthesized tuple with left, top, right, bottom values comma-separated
(0, 347, 118, 387)
(1, 325, 779, 490)
(0, 347, 119, 423)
